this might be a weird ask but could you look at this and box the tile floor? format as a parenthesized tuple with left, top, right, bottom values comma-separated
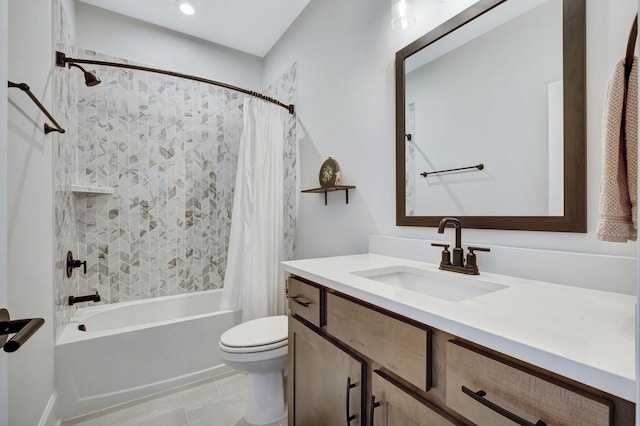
(62, 373, 287, 426)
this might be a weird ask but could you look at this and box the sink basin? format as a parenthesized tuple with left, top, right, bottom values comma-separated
(351, 265, 508, 302)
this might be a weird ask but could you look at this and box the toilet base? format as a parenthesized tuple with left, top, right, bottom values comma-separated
(245, 371, 287, 425)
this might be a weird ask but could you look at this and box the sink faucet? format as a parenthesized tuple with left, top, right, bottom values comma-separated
(437, 217, 463, 267)
(431, 217, 490, 275)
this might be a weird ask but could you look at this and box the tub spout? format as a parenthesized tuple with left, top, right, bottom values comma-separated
(69, 291, 101, 306)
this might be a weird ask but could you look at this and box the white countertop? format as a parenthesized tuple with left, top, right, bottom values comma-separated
(281, 254, 636, 402)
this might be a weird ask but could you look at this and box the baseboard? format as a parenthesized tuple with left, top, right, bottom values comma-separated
(38, 391, 60, 426)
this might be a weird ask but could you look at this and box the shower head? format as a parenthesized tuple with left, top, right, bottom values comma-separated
(68, 63, 101, 87)
(83, 70, 101, 87)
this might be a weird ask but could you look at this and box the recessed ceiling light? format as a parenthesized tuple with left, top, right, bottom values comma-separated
(179, 2, 195, 15)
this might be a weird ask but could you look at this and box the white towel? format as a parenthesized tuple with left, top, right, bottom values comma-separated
(596, 57, 638, 242)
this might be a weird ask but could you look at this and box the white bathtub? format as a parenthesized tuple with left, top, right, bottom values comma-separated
(56, 289, 242, 420)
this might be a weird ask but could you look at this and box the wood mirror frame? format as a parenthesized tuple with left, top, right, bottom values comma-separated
(395, 0, 586, 232)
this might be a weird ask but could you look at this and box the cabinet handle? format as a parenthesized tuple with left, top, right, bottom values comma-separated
(346, 376, 357, 424)
(461, 386, 546, 426)
(370, 394, 381, 426)
(289, 295, 311, 307)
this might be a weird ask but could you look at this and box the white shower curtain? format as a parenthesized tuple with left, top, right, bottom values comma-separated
(221, 97, 286, 322)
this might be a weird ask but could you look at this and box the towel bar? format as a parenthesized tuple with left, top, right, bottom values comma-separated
(7, 81, 66, 134)
(0, 308, 45, 353)
(420, 163, 484, 177)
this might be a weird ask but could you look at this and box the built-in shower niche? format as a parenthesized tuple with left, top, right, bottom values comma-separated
(70, 184, 114, 195)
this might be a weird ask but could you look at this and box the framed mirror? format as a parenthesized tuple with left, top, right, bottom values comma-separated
(395, 0, 586, 232)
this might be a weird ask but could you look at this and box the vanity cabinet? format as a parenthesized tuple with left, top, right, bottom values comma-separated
(286, 275, 634, 426)
(288, 312, 364, 426)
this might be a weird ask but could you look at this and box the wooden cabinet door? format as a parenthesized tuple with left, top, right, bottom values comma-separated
(288, 317, 364, 426)
(371, 371, 460, 426)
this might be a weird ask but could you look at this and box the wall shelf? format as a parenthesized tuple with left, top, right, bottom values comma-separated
(301, 185, 356, 205)
(71, 185, 115, 195)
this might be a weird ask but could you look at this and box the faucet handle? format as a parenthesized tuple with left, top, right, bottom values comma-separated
(465, 246, 490, 275)
(468, 246, 490, 253)
(431, 243, 451, 266)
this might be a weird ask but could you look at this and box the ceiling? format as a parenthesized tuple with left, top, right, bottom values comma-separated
(77, 0, 311, 57)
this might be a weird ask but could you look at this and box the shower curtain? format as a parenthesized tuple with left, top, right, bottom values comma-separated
(221, 97, 286, 321)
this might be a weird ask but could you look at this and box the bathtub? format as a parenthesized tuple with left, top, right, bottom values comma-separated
(56, 289, 242, 420)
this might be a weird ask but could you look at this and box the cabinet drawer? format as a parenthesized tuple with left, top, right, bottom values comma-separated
(287, 277, 322, 327)
(326, 293, 430, 391)
(371, 370, 459, 426)
(446, 340, 612, 426)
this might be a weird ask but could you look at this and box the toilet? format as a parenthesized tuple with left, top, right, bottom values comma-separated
(219, 315, 288, 425)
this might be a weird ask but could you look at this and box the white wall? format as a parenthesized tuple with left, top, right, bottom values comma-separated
(264, 0, 639, 260)
(7, 0, 57, 425)
(0, 0, 9, 424)
(75, 2, 262, 90)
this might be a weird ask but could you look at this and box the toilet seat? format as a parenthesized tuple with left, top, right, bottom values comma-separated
(219, 315, 288, 354)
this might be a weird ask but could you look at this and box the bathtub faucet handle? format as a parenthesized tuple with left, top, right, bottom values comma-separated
(66, 251, 87, 277)
(74, 260, 87, 274)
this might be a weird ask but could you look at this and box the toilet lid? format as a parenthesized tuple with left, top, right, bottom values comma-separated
(220, 315, 288, 348)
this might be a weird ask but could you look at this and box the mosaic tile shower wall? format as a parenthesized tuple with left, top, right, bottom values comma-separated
(53, 0, 79, 338)
(73, 51, 298, 304)
(73, 49, 243, 302)
(52, 0, 297, 324)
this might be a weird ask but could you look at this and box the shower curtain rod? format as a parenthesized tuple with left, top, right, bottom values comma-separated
(55, 51, 295, 115)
